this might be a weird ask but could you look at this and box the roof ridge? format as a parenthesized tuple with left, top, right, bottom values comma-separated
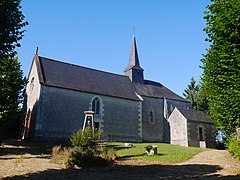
(178, 107, 203, 113)
(38, 56, 129, 79)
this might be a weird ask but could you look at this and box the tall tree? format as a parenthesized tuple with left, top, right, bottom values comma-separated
(202, 0, 240, 135)
(0, 0, 28, 59)
(183, 77, 199, 109)
(0, 57, 25, 138)
(0, 57, 25, 125)
(0, 0, 27, 139)
(195, 82, 209, 114)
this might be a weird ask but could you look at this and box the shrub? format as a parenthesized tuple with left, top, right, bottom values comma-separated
(70, 127, 99, 150)
(98, 146, 117, 161)
(226, 134, 240, 160)
(64, 146, 110, 168)
(64, 128, 114, 168)
(51, 145, 71, 164)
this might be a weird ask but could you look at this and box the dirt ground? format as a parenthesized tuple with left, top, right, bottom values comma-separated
(0, 140, 239, 179)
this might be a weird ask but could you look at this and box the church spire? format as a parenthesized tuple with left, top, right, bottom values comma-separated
(124, 35, 144, 84)
(125, 35, 142, 71)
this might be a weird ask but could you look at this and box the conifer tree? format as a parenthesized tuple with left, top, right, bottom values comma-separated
(183, 77, 199, 109)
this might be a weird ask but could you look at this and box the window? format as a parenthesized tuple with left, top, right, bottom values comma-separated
(30, 77, 35, 94)
(149, 110, 155, 124)
(92, 97, 100, 115)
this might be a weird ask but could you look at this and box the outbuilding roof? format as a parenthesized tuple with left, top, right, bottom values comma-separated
(35, 56, 140, 101)
(177, 108, 213, 124)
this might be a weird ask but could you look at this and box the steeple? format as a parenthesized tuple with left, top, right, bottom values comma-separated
(124, 35, 144, 84)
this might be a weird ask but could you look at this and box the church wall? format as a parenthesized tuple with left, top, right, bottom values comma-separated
(166, 99, 191, 116)
(22, 58, 41, 139)
(141, 96, 165, 142)
(34, 85, 141, 142)
(25, 59, 41, 111)
(102, 97, 141, 142)
(34, 86, 87, 140)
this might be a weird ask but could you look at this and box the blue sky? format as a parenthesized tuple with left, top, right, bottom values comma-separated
(17, 0, 211, 96)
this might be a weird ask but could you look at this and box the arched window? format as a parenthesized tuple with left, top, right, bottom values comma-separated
(92, 97, 101, 115)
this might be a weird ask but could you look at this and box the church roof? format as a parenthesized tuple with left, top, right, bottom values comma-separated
(177, 108, 213, 124)
(35, 56, 140, 101)
(124, 35, 143, 72)
(133, 80, 189, 102)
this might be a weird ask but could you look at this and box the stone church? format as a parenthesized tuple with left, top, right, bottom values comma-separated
(22, 35, 214, 146)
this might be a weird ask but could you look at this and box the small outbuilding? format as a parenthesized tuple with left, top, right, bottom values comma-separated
(168, 108, 215, 148)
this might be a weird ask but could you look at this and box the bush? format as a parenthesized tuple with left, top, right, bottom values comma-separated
(64, 146, 94, 168)
(51, 145, 70, 164)
(70, 127, 99, 150)
(64, 146, 112, 168)
(226, 134, 240, 160)
(63, 127, 115, 168)
(98, 146, 117, 161)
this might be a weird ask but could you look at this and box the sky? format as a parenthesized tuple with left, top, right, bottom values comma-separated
(17, 0, 211, 97)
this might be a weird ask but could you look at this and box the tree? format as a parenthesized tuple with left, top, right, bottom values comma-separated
(0, 0, 28, 59)
(202, 0, 240, 135)
(0, 0, 27, 139)
(183, 77, 199, 109)
(0, 57, 26, 138)
(195, 83, 209, 114)
(183, 78, 209, 113)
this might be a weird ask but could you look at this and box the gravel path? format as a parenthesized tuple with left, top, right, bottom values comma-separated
(177, 149, 240, 177)
(0, 144, 239, 179)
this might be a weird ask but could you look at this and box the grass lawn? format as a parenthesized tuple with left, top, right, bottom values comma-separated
(106, 142, 207, 163)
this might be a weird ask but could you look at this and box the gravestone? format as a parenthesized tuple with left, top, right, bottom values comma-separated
(199, 141, 206, 148)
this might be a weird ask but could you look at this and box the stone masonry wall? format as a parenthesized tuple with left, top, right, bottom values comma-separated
(34, 85, 141, 142)
(169, 109, 188, 147)
(23, 59, 41, 138)
(141, 97, 164, 142)
(187, 121, 215, 148)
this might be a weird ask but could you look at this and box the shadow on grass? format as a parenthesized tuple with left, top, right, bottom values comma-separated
(117, 153, 165, 160)
(117, 153, 147, 160)
(105, 144, 134, 151)
(4, 164, 240, 179)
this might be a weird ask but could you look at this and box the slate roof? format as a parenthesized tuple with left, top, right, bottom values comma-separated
(35, 56, 140, 101)
(133, 80, 189, 102)
(177, 108, 213, 124)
